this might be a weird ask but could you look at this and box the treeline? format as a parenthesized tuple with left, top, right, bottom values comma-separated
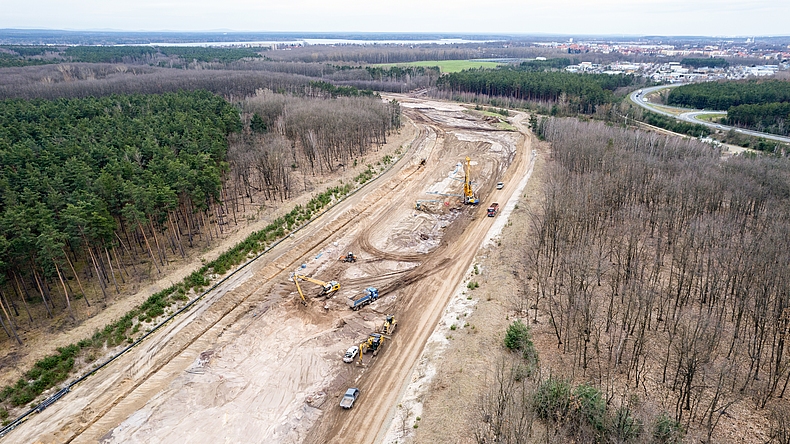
(726, 102, 790, 137)
(0, 90, 240, 331)
(667, 79, 790, 110)
(62, 46, 158, 63)
(0, 53, 53, 68)
(642, 112, 711, 138)
(157, 47, 263, 63)
(436, 68, 637, 113)
(668, 79, 790, 137)
(24, 46, 265, 65)
(0, 65, 318, 101)
(0, 87, 400, 412)
(238, 91, 400, 177)
(265, 43, 562, 64)
(517, 58, 573, 71)
(0, 63, 403, 102)
(681, 58, 729, 68)
(527, 117, 790, 440)
(0, 45, 51, 57)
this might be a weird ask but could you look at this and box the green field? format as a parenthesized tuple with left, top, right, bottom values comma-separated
(374, 60, 500, 73)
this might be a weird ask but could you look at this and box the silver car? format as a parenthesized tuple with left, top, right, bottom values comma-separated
(342, 346, 359, 363)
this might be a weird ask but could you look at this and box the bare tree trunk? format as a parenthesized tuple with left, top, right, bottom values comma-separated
(149, 216, 165, 266)
(105, 247, 120, 294)
(31, 267, 53, 318)
(111, 246, 128, 281)
(137, 220, 161, 274)
(168, 212, 185, 258)
(61, 246, 90, 308)
(54, 262, 76, 321)
(11, 272, 34, 325)
(115, 231, 138, 274)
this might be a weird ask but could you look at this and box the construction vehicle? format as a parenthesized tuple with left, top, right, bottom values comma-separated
(360, 333, 383, 354)
(464, 156, 479, 205)
(346, 287, 379, 310)
(487, 202, 499, 217)
(339, 252, 356, 263)
(292, 274, 341, 305)
(381, 315, 397, 336)
(356, 333, 386, 365)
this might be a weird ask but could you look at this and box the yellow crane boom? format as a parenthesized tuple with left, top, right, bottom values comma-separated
(464, 156, 479, 205)
(292, 274, 341, 304)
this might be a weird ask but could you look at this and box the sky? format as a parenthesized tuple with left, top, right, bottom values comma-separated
(2, 0, 788, 37)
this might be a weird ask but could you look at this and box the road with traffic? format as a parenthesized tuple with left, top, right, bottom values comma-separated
(629, 85, 790, 144)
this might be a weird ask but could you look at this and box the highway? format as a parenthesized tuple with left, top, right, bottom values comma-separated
(629, 84, 790, 144)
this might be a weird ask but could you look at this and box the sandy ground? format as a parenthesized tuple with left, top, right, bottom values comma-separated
(7, 96, 535, 444)
(0, 117, 419, 393)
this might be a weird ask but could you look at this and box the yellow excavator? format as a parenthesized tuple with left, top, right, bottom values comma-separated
(464, 156, 479, 205)
(291, 274, 341, 305)
(357, 333, 384, 365)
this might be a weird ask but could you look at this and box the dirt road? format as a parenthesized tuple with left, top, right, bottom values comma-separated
(8, 97, 533, 444)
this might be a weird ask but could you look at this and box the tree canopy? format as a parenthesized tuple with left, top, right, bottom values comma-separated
(0, 90, 240, 287)
(436, 68, 636, 113)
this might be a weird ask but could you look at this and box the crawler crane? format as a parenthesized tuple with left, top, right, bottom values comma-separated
(291, 274, 341, 305)
(463, 156, 479, 205)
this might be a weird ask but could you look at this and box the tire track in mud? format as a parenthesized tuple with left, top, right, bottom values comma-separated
(304, 108, 532, 444)
(10, 117, 436, 444)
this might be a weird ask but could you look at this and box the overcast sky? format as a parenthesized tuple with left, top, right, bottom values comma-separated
(2, 0, 787, 36)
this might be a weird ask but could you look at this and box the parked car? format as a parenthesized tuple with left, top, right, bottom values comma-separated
(340, 388, 360, 409)
(342, 346, 359, 363)
(496, 182, 504, 189)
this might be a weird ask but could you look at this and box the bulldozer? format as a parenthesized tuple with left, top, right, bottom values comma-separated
(381, 315, 397, 336)
(291, 274, 341, 305)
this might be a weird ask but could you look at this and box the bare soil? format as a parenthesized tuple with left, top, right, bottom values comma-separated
(7, 96, 534, 444)
(408, 143, 772, 444)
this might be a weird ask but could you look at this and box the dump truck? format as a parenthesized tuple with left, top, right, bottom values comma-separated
(340, 388, 360, 409)
(487, 203, 499, 217)
(347, 287, 379, 310)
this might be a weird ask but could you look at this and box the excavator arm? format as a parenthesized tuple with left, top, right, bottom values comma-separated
(292, 275, 307, 305)
(293, 274, 341, 296)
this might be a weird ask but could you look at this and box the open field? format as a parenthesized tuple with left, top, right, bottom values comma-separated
(373, 60, 500, 72)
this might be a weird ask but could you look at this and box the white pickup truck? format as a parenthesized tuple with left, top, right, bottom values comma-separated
(340, 388, 360, 409)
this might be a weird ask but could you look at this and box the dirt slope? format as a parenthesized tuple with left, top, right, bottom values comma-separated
(7, 96, 534, 444)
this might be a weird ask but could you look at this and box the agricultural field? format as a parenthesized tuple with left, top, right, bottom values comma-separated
(374, 59, 501, 73)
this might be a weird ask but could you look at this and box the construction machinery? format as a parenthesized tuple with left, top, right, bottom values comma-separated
(292, 274, 341, 305)
(339, 252, 357, 263)
(381, 315, 397, 336)
(463, 156, 479, 205)
(356, 333, 384, 365)
(347, 287, 379, 310)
